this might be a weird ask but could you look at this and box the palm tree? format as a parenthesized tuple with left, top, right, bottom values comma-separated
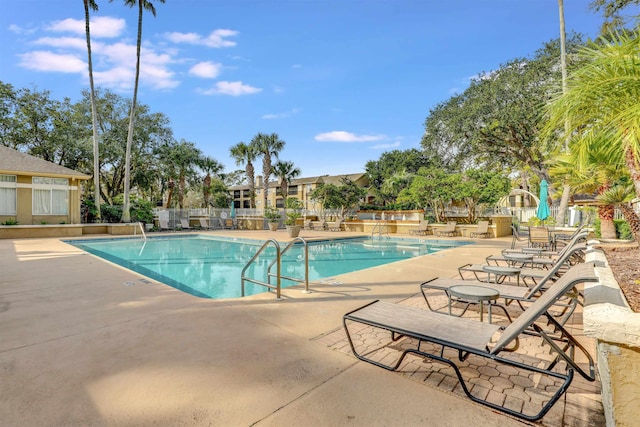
(250, 132, 285, 209)
(598, 184, 640, 244)
(229, 141, 257, 208)
(555, 0, 572, 226)
(548, 134, 626, 239)
(200, 156, 223, 207)
(84, 0, 101, 222)
(272, 160, 301, 199)
(116, 0, 165, 222)
(544, 30, 640, 201)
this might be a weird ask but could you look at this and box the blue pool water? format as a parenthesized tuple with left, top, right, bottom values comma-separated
(67, 235, 471, 299)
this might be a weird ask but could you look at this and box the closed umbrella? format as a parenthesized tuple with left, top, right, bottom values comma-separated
(536, 180, 550, 221)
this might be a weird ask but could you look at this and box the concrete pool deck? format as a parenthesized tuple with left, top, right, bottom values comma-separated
(0, 230, 604, 426)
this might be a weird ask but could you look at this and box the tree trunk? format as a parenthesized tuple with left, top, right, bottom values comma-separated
(84, 0, 101, 222)
(121, 1, 144, 223)
(598, 204, 617, 240)
(619, 203, 640, 244)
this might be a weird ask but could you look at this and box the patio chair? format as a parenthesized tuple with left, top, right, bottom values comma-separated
(180, 219, 194, 231)
(218, 218, 234, 230)
(328, 218, 343, 231)
(470, 220, 490, 238)
(159, 219, 173, 231)
(409, 219, 430, 236)
(435, 221, 457, 237)
(487, 231, 587, 268)
(343, 262, 598, 422)
(303, 219, 313, 230)
(422, 243, 591, 326)
(198, 218, 212, 230)
(510, 225, 529, 249)
(458, 243, 587, 287)
(529, 226, 554, 251)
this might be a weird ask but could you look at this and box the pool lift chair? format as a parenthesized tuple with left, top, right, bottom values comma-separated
(343, 263, 598, 422)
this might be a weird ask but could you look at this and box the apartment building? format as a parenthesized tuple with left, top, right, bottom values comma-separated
(229, 173, 371, 210)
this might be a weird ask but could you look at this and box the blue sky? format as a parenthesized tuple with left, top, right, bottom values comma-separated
(1, 0, 606, 178)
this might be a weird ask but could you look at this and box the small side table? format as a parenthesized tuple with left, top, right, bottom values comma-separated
(482, 265, 521, 286)
(448, 285, 500, 323)
(502, 253, 534, 268)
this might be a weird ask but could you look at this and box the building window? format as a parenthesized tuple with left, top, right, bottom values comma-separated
(288, 186, 298, 195)
(32, 177, 69, 215)
(233, 190, 241, 199)
(0, 175, 17, 215)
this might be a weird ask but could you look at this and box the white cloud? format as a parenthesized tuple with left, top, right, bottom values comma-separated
(200, 81, 262, 96)
(189, 61, 222, 78)
(262, 108, 300, 119)
(34, 36, 87, 50)
(314, 131, 386, 143)
(9, 24, 36, 35)
(369, 141, 401, 150)
(165, 29, 238, 48)
(47, 17, 125, 38)
(18, 51, 85, 73)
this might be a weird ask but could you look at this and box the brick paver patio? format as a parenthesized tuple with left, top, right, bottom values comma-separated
(315, 288, 605, 426)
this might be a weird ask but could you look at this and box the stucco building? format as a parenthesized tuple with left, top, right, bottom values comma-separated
(0, 146, 90, 225)
(229, 173, 372, 210)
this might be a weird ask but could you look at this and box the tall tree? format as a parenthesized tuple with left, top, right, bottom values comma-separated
(117, 0, 165, 223)
(555, 0, 572, 226)
(422, 36, 583, 185)
(250, 132, 285, 209)
(229, 141, 257, 208)
(544, 30, 640, 201)
(272, 160, 301, 199)
(84, 0, 101, 222)
(200, 156, 224, 207)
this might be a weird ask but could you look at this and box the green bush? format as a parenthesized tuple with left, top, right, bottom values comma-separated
(2, 218, 18, 225)
(614, 219, 633, 240)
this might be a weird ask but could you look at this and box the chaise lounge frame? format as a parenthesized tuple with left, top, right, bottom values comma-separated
(343, 263, 598, 421)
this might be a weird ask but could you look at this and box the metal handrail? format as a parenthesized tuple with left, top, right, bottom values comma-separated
(241, 239, 282, 299)
(371, 220, 389, 241)
(134, 221, 147, 240)
(268, 237, 310, 293)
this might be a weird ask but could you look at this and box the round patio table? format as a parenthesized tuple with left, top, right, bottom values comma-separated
(448, 285, 500, 323)
(482, 265, 521, 286)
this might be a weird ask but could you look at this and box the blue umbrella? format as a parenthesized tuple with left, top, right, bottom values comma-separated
(536, 180, 550, 221)
(230, 202, 236, 218)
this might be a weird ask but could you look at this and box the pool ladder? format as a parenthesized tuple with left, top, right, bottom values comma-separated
(240, 237, 310, 299)
(371, 220, 390, 241)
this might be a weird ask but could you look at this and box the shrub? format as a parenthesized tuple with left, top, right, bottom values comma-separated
(2, 218, 18, 225)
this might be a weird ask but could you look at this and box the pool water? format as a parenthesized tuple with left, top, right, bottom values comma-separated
(67, 235, 470, 299)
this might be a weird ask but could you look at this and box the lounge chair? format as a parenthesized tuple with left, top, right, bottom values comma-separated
(219, 218, 234, 230)
(487, 231, 587, 268)
(469, 220, 490, 238)
(180, 219, 193, 231)
(199, 218, 212, 230)
(458, 243, 587, 287)
(303, 219, 313, 230)
(328, 218, 343, 231)
(435, 221, 457, 237)
(313, 219, 327, 231)
(343, 262, 598, 421)
(159, 219, 173, 231)
(409, 220, 430, 236)
(422, 243, 591, 326)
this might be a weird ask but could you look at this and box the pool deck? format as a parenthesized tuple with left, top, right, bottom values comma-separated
(0, 229, 604, 426)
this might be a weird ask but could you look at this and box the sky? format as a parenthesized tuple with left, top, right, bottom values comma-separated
(1, 0, 608, 179)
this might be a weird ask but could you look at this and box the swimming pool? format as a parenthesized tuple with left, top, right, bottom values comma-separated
(67, 235, 471, 299)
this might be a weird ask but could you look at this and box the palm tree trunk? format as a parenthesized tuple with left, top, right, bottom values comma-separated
(599, 204, 617, 240)
(556, 0, 572, 226)
(247, 162, 255, 208)
(263, 155, 271, 208)
(84, 0, 101, 222)
(618, 203, 640, 244)
(121, 1, 144, 223)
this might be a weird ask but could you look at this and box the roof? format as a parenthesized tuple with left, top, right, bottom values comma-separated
(0, 146, 90, 179)
(229, 172, 368, 190)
